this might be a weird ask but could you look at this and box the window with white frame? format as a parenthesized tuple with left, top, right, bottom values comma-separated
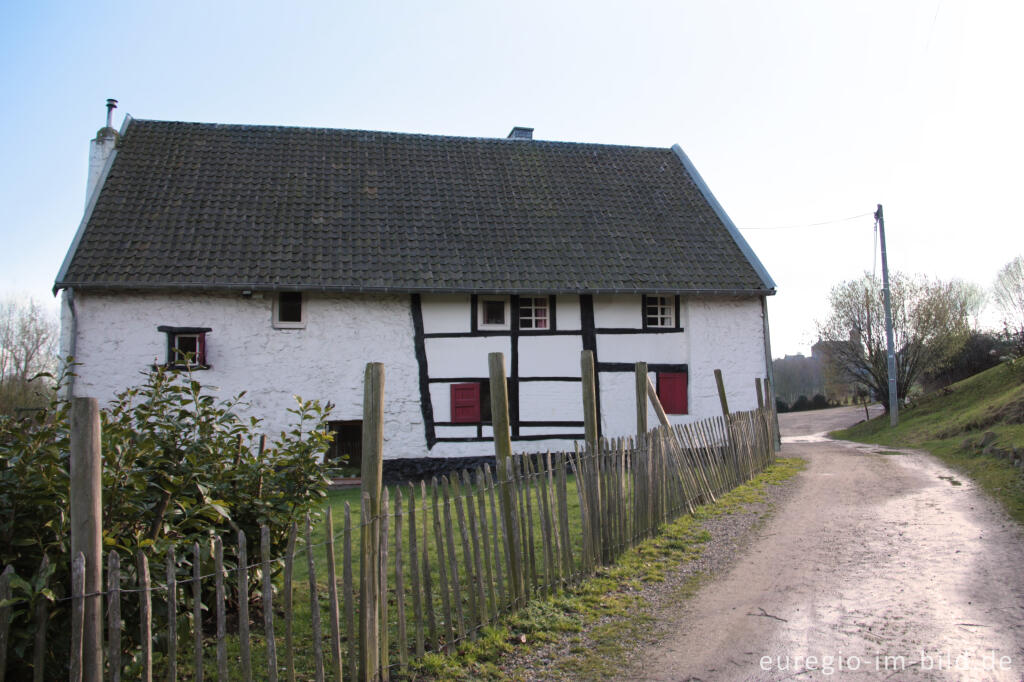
(644, 295, 674, 328)
(518, 296, 550, 329)
(477, 296, 510, 329)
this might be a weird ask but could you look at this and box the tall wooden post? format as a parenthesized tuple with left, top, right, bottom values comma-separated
(635, 362, 648, 441)
(360, 363, 385, 680)
(70, 397, 103, 682)
(489, 353, 524, 605)
(580, 351, 604, 563)
(581, 351, 599, 455)
(713, 369, 730, 417)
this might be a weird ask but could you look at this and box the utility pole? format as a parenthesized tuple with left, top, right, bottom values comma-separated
(875, 204, 898, 426)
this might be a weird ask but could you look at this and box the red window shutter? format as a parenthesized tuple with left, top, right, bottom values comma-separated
(658, 372, 688, 415)
(197, 333, 207, 366)
(451, 383, 481, 423)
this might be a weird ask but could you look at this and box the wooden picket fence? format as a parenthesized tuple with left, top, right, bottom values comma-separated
(1, 355, 778, 680)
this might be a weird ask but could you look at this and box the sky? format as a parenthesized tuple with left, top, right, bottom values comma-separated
(1, 0, 1021, 357)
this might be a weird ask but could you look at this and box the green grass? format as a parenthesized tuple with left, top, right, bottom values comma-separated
(834, 362, 1024, 524)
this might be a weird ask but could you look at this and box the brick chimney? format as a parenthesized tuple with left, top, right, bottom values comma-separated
(86, 99, 119, 206)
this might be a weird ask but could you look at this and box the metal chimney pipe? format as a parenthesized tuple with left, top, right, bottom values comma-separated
(105, 99, 118, 128)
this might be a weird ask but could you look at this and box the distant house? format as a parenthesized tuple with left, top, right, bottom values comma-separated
(55, 111, 777, 468)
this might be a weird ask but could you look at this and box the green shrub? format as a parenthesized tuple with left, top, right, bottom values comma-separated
(0, 363, 334, 678)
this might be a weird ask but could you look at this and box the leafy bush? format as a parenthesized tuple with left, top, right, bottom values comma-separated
(810, 394, 831, 410)
(790, 395, 811, 412)
(0, 363, 333, 678)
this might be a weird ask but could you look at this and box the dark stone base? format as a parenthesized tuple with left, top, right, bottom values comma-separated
(381, 456, 498, 484)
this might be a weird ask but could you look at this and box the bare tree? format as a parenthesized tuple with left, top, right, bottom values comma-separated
(816, 273, 971, 413)
(0, 297, 59, 413)
(953, 279, 987, 330)
(992, 255, 1024, 333)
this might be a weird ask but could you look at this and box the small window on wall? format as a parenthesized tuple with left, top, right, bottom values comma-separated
(274, 292, 305, 328)
(644, 295, 675, 328)
(451, 381, 492, 423)
(157, 326, 211, 369)
(478, 297, 509, 330)
(657, 372, 688, 415)
(518, 296, 550, 329)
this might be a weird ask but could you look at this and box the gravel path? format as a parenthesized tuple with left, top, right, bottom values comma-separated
(499, 413, 811, 680)
(626, 406, 1024, 681)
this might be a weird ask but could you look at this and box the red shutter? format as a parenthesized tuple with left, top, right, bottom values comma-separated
(197, 333, 207, 366)
(658, 372, 688, 415)
(451, 383, 481, 423)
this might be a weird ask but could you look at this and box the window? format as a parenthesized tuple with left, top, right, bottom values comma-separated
(477, 296, 509, 330)
(157, 326, 211, 369)
(450, 381, 492, 423)
(657, 372, 688, 414)
(274, 292, 305, 328)
(644, 295, 675, 328)
(518, 296, 550, 329)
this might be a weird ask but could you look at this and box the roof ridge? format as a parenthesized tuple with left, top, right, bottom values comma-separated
(127, 118, 672, 152)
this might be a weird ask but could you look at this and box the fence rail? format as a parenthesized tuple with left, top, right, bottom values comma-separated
(2, 357, 777, 681)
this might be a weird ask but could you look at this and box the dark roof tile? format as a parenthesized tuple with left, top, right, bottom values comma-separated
(57, 119, 772, 294)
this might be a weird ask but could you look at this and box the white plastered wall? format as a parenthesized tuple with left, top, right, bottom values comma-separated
(66, 291, 767, 460)
(67, 291, 426, 459)
(686, 296, 767, 416)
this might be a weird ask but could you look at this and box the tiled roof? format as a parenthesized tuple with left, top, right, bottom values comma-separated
(56, 119, 774, 295)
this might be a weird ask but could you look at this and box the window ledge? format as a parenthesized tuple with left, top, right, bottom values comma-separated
(154, 363, 211, 371)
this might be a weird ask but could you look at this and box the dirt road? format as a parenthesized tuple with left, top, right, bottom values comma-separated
(628, 406, 1024, 681)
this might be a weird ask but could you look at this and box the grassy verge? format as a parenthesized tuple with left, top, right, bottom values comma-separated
(410, 457, 806, 681)
(833, 362, 1024, 525)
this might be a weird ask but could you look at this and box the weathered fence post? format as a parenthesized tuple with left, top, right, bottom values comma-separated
(0, 565, 13, 682)
(70, 553, 85, 682)
(580, 350, 605, 563)
(360, 362, 385, 680)
(635, 362, 648, 441)
(714, 369, 730, 417)
(70, 397, 103, 682)
(645, 376, 671, 428)
(136, 551, 152, 682)
(581, 351, 599, 453)
(489, 352, 524, 607)
(765, 377, 781, 451)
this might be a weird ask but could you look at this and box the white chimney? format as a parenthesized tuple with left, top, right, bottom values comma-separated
(86, 99, 119, 206)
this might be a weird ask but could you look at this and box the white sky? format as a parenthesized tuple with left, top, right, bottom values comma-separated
(1, 0, 1021, 356)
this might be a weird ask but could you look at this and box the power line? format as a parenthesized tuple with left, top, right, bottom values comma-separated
(739, 212, 874, 231)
